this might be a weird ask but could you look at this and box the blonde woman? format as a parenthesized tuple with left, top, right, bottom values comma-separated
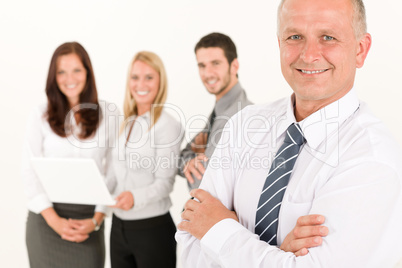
(106, 51, 183, 268)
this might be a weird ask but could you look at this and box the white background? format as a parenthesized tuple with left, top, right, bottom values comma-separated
(1, 0, 401, 267)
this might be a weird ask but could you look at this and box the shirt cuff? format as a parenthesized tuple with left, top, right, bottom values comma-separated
(131, 189, 146, 211)
(27, 194, 53, 214)
(95, 204, 111, 215)
(200, 218, 246, 260)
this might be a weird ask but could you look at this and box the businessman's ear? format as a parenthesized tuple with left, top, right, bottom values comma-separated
(356, 33, 371, 68)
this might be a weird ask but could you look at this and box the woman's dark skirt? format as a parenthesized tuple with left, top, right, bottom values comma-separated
(26, 203, 105, 268)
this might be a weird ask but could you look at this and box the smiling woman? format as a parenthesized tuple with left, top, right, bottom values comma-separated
(105, 51, 183, 268)
(129, 60, 160, 116)
(56, 53, 88, 108)
(21, 42, 119, 268)
(45, 42, 101, 139)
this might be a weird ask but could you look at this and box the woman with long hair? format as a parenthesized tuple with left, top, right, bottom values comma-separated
(106, 51, 183, 268)
(21, 42, 118, 267)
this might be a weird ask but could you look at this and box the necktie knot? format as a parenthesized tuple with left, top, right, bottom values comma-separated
(284, 123, 305, 146)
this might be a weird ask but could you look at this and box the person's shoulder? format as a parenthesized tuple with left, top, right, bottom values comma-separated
(153, 109, 184, 144)
(157, 109, 183, 130)
(24, 103, 48, 130)
(223, 97, 288, 134)
(30, 103, 47, 120)
(349, 102, 390, 136)
(229, 84, 253, 106)
(35, 103, 47, 112)
(341, 101, 402, 168)
(240, 97, 288, 118)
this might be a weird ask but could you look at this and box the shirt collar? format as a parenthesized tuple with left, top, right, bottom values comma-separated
(127, 110, 151, 125)
(277, 89, 360, 149)
(214, 82, 242, 116)
(140, 111, 151, 118)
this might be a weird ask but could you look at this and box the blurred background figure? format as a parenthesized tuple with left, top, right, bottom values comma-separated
(106, 51, 183, 268)
(21, 41, 119, 268)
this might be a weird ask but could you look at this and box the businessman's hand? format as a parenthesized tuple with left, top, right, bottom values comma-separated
(183, 154, 208, 184)
(280, 214, 328, 256)
(178, 189, 238, 240)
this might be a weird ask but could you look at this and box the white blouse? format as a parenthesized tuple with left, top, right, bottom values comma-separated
(21, 101, 120, 214)
(106, 109, 184, 220)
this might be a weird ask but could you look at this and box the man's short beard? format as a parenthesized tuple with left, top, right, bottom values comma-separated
(214, 67, 232, 96)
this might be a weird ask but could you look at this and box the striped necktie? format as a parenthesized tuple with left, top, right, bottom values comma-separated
(255, 123, 305, 245)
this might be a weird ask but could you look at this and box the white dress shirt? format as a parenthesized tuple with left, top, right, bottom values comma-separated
(176, 89, 402, 268)
(106, 109, 184, 220)
(21, 101, 120, 214)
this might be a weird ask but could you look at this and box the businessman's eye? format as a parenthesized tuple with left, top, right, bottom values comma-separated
(323, 35, 334, 41)
(289, 35, 301, 40)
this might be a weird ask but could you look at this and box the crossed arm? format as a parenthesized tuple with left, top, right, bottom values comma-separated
(176, 167, 400, 267)
(178, 189, 328, 257)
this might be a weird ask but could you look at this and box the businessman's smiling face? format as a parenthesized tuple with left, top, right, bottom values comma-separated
(278, 0, 370, 113)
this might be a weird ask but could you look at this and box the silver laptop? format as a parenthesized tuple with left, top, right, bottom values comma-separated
(31, 158, 116, 205)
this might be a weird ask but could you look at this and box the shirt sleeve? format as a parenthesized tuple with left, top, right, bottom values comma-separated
(95, 104, 120, 214)
(20, 106, 53, 214)
(178, 138, 204, 190)
(176, 112, 402, 267)
(131, 115, 184, 210)
(100, 128, 119, 215)
(177, 139, 196, 177)
(96, 159, 117, 215)
(178, 113, 213, 191)
(176, 120, 242, 267)
(178, 111, 213, 178)
(200, 165, 399, 268)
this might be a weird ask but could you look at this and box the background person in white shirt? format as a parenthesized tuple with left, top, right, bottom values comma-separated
(21, 42, 118, 268)
(176, 0, 402, 267)
(106, 51, 183, 268)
